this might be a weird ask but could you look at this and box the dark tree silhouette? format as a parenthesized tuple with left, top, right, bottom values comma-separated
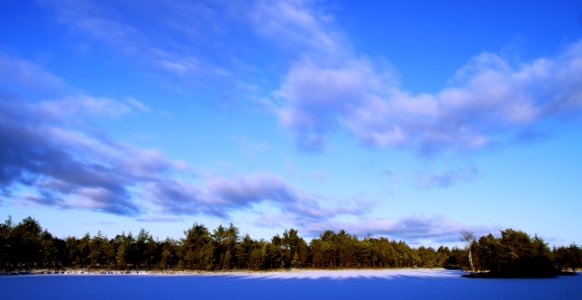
(0, 216, 578, 277)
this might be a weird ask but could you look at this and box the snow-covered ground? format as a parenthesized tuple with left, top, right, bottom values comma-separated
(1, 269, 580, 299)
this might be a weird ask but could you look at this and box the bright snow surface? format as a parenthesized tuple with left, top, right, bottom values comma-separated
(1, 269, 581, 300)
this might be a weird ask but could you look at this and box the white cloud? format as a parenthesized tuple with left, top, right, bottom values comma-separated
(254, 1, 582, 154)
(275, 58, 385, 150)
(274, 38, 582, 154)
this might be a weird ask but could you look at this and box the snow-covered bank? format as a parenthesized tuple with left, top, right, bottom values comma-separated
(1, 269, 581, 300)
(0, 268, 455, 277)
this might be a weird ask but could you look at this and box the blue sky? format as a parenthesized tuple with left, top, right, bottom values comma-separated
(1, 0, 582, 246)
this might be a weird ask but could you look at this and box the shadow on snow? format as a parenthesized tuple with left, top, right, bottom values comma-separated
(1, 270, 581, 300)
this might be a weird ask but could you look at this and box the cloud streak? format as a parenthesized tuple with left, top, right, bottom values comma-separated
(41, 0, 231, 81)
(302, 215, 497, 244)
(0, 53, 70, 102)
(146, 172, 366, 222)
(250, 0, 345, 57)
(419, 166, 479, 189)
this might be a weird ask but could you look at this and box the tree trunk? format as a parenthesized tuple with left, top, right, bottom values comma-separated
(468, 248, 475, 273)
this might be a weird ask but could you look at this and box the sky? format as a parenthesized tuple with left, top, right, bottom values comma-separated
(1, 0, 582, 247)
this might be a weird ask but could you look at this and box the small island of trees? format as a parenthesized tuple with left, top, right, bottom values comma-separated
(1, 216, 580, 277)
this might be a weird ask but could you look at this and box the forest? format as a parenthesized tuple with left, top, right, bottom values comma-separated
(1, 216, 580, 277)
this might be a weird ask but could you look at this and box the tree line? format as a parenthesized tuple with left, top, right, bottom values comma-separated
(463, 229, 581, 277)
(1, 216, 580, 275)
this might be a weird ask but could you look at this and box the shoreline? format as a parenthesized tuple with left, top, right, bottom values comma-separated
(1, 267, 457, 277)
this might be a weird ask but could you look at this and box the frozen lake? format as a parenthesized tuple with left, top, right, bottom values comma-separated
(1, 270, 581, 300)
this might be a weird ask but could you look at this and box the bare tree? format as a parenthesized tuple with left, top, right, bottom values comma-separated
(461, 231, 476, 273)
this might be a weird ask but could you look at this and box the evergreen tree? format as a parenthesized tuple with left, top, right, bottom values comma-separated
(0, 216, 13, 269)
(182, 223, 211, 269)
(3, 216, 577, 276)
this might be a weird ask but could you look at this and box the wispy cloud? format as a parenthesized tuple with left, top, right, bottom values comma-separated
(136, 216, 183, 223)
(0, 52, 147, 120)
(0, 53, 68, 97)
(37, 95, 136, 118)
(309, 169, 329, 182)
(233, 136, 271, 156)
(302, 215, 497, 244)
(146, 172, 366, 222)
(41, 0, 231, 81)
(250, 0, 345, 57)
(418, 166, 479, 189)
(126, 97, 150, 113)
